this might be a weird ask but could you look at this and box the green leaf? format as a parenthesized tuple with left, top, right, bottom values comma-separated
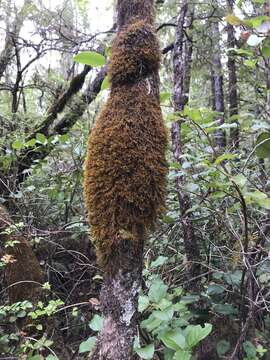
(141, 314, 162, 332)
(164, 349, 174, 360)
(161, 330, 186, 351)
(150, 256, 168, 268)
(153, 307, 174, 321)
(214, 153, 238, 165)
(160, 92, 171, 103)
(216, 340, 230, 356)
(59, 134, 69, 144)
(207, 284, 225, 296)
(213, 303, 237, 315)
(225, 13, 243, 25)
(26, 138, 37, 147)
(245, 190, 270, 209)
(231, 174, 247, 187)
(255, 132, 270, 158)
(243, 341, 257, 358)
(163, 215, 176, 224)
(247, 16, 269, 28)
(138, 295, 150, 312)
(174, 349, 191, 360)
(17, 310, 26, 318)
(224, 270, 242, 286)
(12, 140, 24, 150)
(36, 133, 47, 145)
(186, 324, 212, 349)
(89, 314, 103, 331)
(134, 344, 154, 359)
(46, 356, 59, 360)
(158, 298, 172, 310)
(262, 45, 270, 57)
(73, 51, 106, 67)
(79, 336, 96, 353)
(148, 278, 168, 303)
(227, 48, 253, 57)
(257, 198, 270, 210)
(181, 295, 200, 304)
(262, 38, 270, 56)
(244, 59, 257, 68)
(101, 75, 110, 90)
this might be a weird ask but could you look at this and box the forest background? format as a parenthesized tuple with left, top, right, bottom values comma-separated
(0, 0, 270, 359)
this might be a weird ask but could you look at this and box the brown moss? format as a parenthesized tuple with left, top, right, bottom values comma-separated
(117, 0, 155, 28)
(0, 206, 44, 303)
(5, 236, 44, 303)
(84, 80, 167, 270)
(109, 20, 161, 87)
(84, 11, 167, 272)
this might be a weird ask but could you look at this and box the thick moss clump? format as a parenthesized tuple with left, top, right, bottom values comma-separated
(84, 19, 167, 271)
(0, 206, 43, 303)
(109, 20, 160, 87)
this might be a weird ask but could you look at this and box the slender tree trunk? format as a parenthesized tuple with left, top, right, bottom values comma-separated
(264, 56, 270, 118)
(211, 19, 226, 148)
(172, 1, 201, 289)
(88, 1, 166, 359)
(0, 0, 32, 80)
(259, 5, 270, 187)
(227, 0, 239, 149)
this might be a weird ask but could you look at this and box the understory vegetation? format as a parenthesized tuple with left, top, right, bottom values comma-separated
(0, 0, 270, 359)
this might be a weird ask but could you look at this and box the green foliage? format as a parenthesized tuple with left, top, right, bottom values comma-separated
(255, 132, 270, 158)
(243, 341, 267, 359)
(100, 75, 110, 90)
(134, 343, 155, 359)
(73, 51, 106, 67)
(79, 336, 97, 354)
(89, 314, 103, 331)
(1, 0, 270, 359)
(134, 271, 212, 359)
(0, 299, 63, 358)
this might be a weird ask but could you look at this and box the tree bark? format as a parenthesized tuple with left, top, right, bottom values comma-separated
(91, 238, 144, 360)
(88, 0, 164, 358)
(211, 19, 226, 148)
(172, 1, 201, 289)
(227, 0, 239, 149)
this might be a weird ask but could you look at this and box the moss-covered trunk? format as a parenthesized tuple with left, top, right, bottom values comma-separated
(0, 206, 43, 304)
(85, 0, 167, 359)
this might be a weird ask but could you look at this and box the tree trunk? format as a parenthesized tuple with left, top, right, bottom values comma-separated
(172, 1, 201, 289)
(0, 0, 32, 80)
(211, 19, 226, 148)
(227, 0, 239, 149)
(91, 239, 144, 360)
(86, 0, 167, 359)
